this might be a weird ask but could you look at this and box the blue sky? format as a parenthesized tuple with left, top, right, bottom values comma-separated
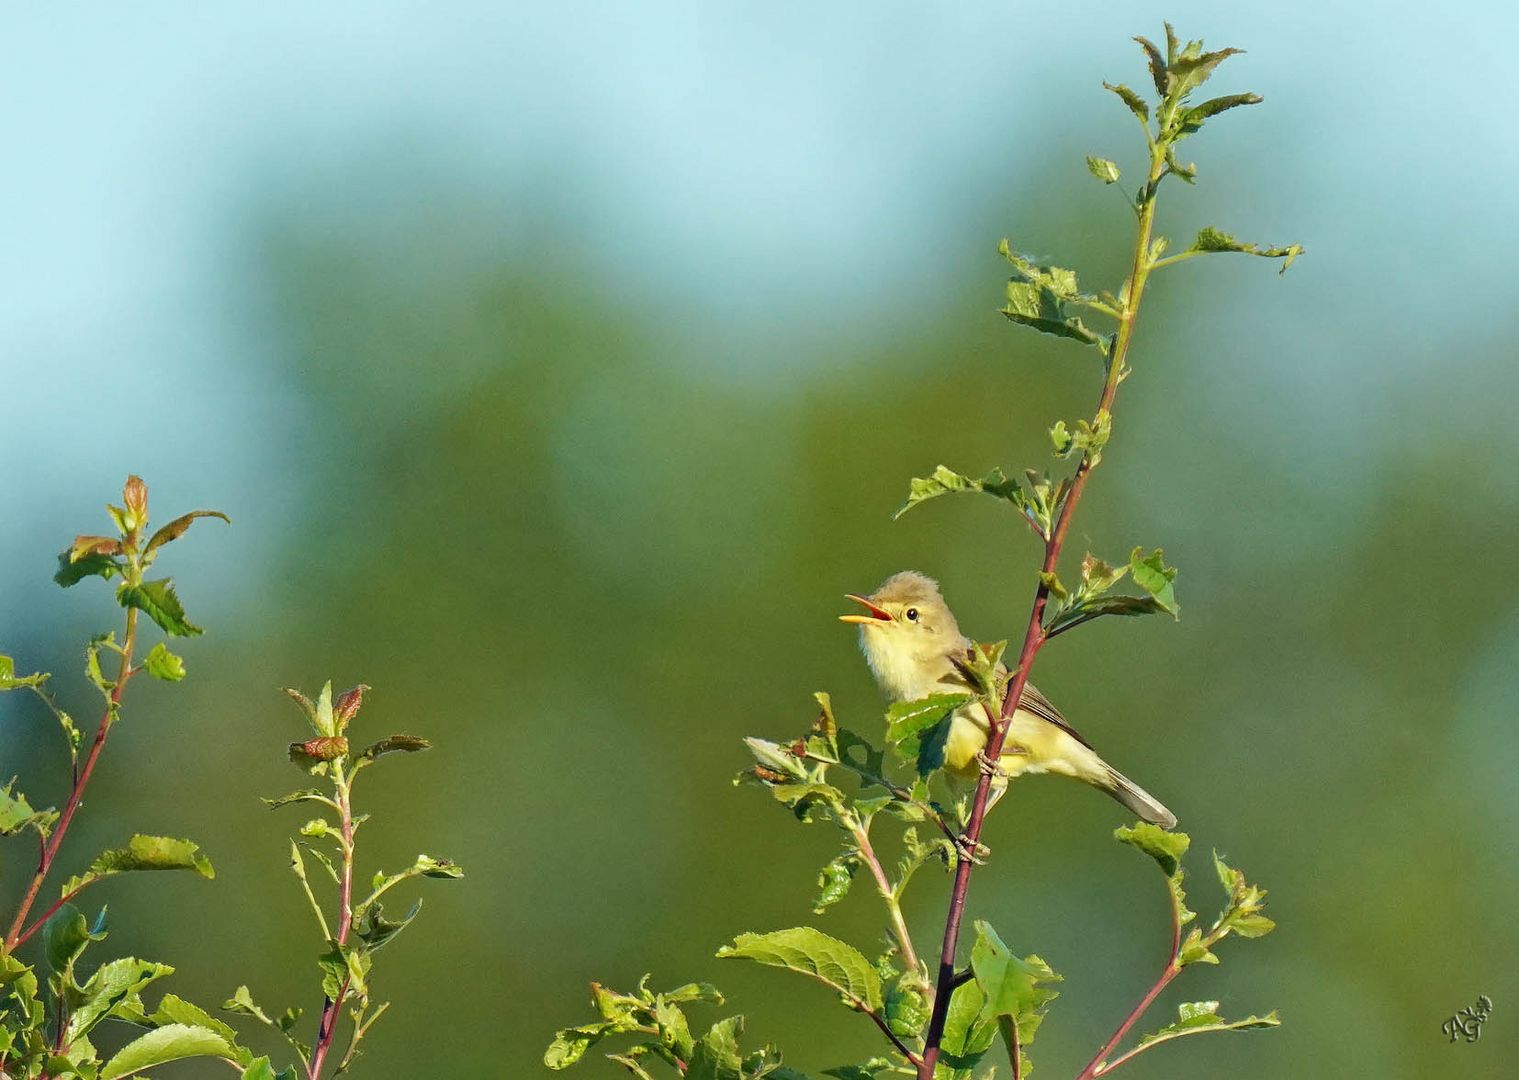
(3, 2, 1517, 619)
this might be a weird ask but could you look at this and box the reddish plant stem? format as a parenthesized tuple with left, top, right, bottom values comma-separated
(914, 155, 1163, 1080)
(1073, 849, 1186, 1079)
(4, 608, 139, 950)
(307, 768, 356, 1080)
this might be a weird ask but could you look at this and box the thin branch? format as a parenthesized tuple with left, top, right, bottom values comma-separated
(915, 142, 1168, 1080)
(849, 818, 925, 992)
(5, 607, 140, 950)
(1072, 847, 1186, 1080)
(865, 1008, 923, 1069)
(307, 763, 357, 1080)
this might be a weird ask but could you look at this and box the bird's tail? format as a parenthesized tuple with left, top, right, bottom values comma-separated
(1101, 764, 1177, 829)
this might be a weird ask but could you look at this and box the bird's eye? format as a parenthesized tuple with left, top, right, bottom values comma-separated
(905, 608, 919, 622)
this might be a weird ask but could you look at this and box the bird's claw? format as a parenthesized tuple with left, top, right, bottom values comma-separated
(976, 751, 1007, 779)
(954, 833, 990, 865)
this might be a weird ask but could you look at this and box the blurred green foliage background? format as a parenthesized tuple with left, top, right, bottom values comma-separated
(3, 3, 1517, 1077)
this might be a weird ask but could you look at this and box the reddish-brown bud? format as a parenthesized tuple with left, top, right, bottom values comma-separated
(334, 683, 371, 728)
(293, 735, 349, 761)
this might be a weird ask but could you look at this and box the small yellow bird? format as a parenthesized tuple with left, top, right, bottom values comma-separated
(840, 570, 1176, 828)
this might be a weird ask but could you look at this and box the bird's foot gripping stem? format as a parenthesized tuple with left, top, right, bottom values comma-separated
(976, 750, 1008, 779)
(953, 832, 990, 865)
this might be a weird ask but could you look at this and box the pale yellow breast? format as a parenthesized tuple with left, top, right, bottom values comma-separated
(943, 705, 1106, 783)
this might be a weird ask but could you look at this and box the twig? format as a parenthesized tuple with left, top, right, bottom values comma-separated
(848, 818, 926, 994)
(915, 145, 1167, 1080)
(1073, 855, 1186, 1079)
(307, 762, 357, 1080)
(4, 607, 140, 949)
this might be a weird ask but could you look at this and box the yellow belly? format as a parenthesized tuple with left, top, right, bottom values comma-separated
(943, 706, 1105, 783)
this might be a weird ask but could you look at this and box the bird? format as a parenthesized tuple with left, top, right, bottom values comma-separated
(839, 570, 1176, 828)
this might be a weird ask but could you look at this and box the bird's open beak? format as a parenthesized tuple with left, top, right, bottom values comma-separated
(838, 594, 893, 625)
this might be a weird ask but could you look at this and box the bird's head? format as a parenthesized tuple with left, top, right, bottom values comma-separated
(839, 571, 962, 699)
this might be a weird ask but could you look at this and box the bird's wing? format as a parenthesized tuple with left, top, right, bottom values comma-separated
(1012, 680, 1094, 750)
(945, 640, 1096, 750)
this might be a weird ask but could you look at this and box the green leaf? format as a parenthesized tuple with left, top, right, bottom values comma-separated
(1085, 156, 1121, 184)
(1133, 35, 1168, 96)
(99, 1023, 236, 1080)
(1045, 595, 1169, 638)
(1184, 92, 1262, 125)
(1002, 282, 1103, 347)
(66, 957, 176, 1043)
(884, 694, 972, 757)
(143, 509, 230, 555)
(545, 1022, 618, 1069)
(116, 578, 203, 636)
(61, 834, 215, 898)
(0, 779, 58, 837)
(940, 978, 996, 1061)
(0, 655, 49, 691)
(143, 642, 187, 682)
(686, 1015, 744, 1080)
(894, 465, 1023, 520)
(55, 549, 121, 588)
(355, 734, 432, 768)
(261, 789, 337, 810)
(717, 928, 883, 1011)
(318, 940, 371, 1001)
(813, 853, 861, 915)
(1166, 45, 1243, 100)
(355, 899, 422, 953)
(1186, 226, 1303, 273)
(1115, 823, 1190, 877)
(1103, 81, 1149, 122)
(44, 904, 108, 974)
(1129, 548, 1180, 617)
(970, 921, 1061, 1050)
(1125, 1001, 1280, 1062)
(149, 993, 241, 1046)
(883, 983, 929, 1039)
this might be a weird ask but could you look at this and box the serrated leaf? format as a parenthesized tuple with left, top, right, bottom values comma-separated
(0, 655, 49, 691)
(61, 835, 215, 899)
(355, 734, 432, 767)
(717, 928, 883, 1011)
(1103, 81, 1149, 121)
(1124, 1002, 1280, 1062)
(116, 578, 202, 636)
(318, 940, 371, 1001)
(0, 779, 58, 837)
(895, 465, 1024, 520)
(970, 921, 1061, 1051)
(884, 694, 972, 752)
(545, 1022, 618, 1069)
(940, 978, 997, 1061)
(99, 1023, 235, 1080)
(356, 899, 422, 953)
(1045, 594, 1169, 638)
(1115, 822, 1190, 877)
(55, 549, 121, 587)
(1134, 35, 1168, 96)
(66, 957, 176, 1043)
(44, 904, 108, 974)
(1186, 226, 1303, 273)
(686, 1015, 744, 1080)
(1184, 92, 1262, 126)
(813, 853, 861, 914)
(1129, 548, 1179, 616)
(1085, 156, 1121, 184)
(143, 510, 230, 555)
(143, 642, 186, 681)
(1003, 282, 1102, 346)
